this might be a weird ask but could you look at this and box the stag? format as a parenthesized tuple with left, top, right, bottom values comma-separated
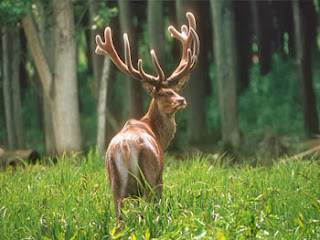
(95, 12, 199, 219)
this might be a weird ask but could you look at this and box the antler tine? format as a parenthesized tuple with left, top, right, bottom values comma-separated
(96, 26, 166, 87)
(150, 50, 166, 83)
(137, 50, 166, 87)
(123, 33, 141, 79)
(168, 25, 191, 60)
(166, 49, 192, 83)
(95, 27, 130, 75)
(165, 12, 200, 88)
(190, 28, 200, 58)
(186, 12, 196, 30)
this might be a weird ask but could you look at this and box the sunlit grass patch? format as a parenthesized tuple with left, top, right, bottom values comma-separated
(0, 153, 319, 239)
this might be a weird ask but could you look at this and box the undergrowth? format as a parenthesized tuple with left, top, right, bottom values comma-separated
(0, 152, 319, 239)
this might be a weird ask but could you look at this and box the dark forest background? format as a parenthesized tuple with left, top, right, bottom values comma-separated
(1, 0, 320, 160)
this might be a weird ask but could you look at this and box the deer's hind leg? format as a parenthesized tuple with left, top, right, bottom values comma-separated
(107, 154, 128, 220)
(138, 150, 163, 201)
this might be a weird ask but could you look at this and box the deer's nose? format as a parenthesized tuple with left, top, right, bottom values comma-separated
(178, 97, 187, 106)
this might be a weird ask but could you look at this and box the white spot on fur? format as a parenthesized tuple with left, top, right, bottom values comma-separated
(128, 147, 139, 179)
(115, 151, 128, 197)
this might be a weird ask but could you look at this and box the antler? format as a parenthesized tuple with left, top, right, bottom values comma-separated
(95, 27, 165, 87)
(95, 12, 199, 90)
(164, 12, 200, 87)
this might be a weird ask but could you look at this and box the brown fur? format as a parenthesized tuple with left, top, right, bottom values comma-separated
(106, 88, 186, 219)
(96, 12, 199, 221)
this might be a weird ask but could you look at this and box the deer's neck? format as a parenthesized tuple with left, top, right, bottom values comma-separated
(141, 99, 176, 150)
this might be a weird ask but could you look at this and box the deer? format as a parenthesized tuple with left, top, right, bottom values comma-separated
(95, 12, 199, 220)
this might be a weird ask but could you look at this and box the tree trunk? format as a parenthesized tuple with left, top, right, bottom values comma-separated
(22, 14, 53, 98)
(293, 0, 319, 135)
(52, 0, 83, 154)
(22, 1, 83, 156)
(102, 1, 121, 143)
(22, 14, 54, 157)
(2, 28, 25, 150)
(37, 0, 57, 155)
(211, 0, 240, 148)
(175, 0, 211, 147)
(118, 0, 144, 119)
(251, 0, 273, 75)
(11, 29, 25, 149)
(272, 1, 295, 56)
(2, 29, 16, 150)
(175, 0, 186, 27)
(96, 57, 111, 157)
(147, 0, 165, 68)
(234, 0, 252, 94)
(86, 0, 119, 157)
(88, 0, 104, 95)
(167, 1, 180, 65)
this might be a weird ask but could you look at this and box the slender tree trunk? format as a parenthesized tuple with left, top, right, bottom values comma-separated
(167, 1, 180, 65)
(11, 30, 25, 148)
(52, 0, 83, 154)
(272, 1, 294, 56)
(89, 0, 104, 93)
(251, 0, 273, 75)
(37, 0, 57, 155)
(2, 28, 25, 150)
(234, 0, 252, 94)
(211, 0, 240, 148)
(293, 0, 319, 135)
(88, 0, 106, 156)
(148, 0, 165, 68)
(23, 13, 55, 155)
(175, 0, 186, 27)
(2, 29, 16, 150)
(22, 14, 53, 98)
(175, 0, 210, 147)
(87, 0, 119, 156)
(97, 57, 111, 157)
(118, 0, 144, 119)
(102, 1, 121, 143)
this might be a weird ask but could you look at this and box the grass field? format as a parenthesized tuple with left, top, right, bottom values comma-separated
(0, 152, 319, 239)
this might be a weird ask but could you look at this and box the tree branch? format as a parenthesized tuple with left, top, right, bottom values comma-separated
(21, 13, 53, 98)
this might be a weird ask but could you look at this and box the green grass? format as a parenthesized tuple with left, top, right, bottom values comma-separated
(1, 152, 319, 239)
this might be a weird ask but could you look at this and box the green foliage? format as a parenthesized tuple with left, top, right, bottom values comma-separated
(21, 87, 45, 153)
(1, 1, 318, 155)
(239, 54, 303, 138)
(78, 73, 97, 150)
(0, 0, 31, 25)
(314, 0, 320, 12)
(92, 4, 118, 29)
(170, 111, 188, 151)
(1, 154, 319, 239)
(206, 62, 221, 138)
(206, 53, 320, 146)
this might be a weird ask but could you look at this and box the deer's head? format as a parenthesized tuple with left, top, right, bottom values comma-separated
(95, 12, 199, 116)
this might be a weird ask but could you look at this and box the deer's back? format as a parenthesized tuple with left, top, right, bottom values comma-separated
(105, 119, 164, 196)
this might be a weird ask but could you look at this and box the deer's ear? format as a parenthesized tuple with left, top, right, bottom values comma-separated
(174, 74, 190, 91)
(142, 82, 156, 97)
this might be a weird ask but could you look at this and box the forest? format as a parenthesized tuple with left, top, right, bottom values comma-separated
(1, 1, 320, 239)
(0, 0, 320, 160)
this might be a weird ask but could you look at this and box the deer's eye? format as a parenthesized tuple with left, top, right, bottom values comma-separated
(158, 92, 165, 97)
